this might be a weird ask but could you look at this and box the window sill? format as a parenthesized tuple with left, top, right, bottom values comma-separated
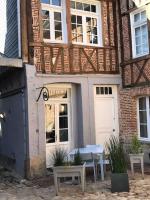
(133, 52, 149, 59)
(139, 138, 150, 144)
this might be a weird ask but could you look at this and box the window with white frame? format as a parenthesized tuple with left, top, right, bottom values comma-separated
(138, 97, 150, 141)
(70, 0, 102, 46)
(41, 0, 66, 43)
(130, 8, 149, 58)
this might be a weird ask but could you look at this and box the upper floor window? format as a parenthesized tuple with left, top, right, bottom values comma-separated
(70, 0, 102, 46)
(138, 97, 150, 141)
(41, 0, 66, 43)
(130, 8, 149, 58)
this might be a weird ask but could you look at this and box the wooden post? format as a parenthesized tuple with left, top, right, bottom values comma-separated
(20, 0, 29, 63)
(66, 0, 72, 44)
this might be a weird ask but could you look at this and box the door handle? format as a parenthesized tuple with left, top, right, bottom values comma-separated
(113, 129, 115, 132)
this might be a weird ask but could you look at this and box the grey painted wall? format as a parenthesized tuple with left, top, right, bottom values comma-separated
(3, 0, 19, 57)
(0, 92, 26, 176)
(0, 68, 27, 176)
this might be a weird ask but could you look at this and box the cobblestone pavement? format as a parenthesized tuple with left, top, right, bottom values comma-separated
(1, 169, 150, 200)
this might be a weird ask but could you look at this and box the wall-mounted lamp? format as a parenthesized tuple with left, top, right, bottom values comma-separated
(0, 113, 6, 121)
(36, 87, 49, 102)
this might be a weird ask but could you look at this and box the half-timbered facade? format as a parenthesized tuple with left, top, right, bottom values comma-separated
(0, 0, 122, 177)
(119, 0, 150, 161)
(23, 0, 121, 176)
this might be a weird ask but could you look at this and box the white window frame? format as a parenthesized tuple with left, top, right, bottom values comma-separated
(71, 0, 103, 47)
(41, 0, 67, 43)
(133, 0, 150, 7)
(137, 96, 150, 142)
(130, 6, 149, 58)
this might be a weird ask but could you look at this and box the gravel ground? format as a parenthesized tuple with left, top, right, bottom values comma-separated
(0, 166, 150, 200)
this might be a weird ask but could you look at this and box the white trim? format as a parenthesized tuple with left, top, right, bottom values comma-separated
(130, 6, 149, 58)
(71, 0, 102, 47)
(17, 0, 21, 57)
(41, 1, 67, 43)
(138, 96, 150, 141)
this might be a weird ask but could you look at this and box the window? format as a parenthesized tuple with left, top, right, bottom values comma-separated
(96, 87, 112, 95)
(130, 8, 149, 58)
(71, 0, 102, 46)
(41, 0, 66, 43)
(133, 0, 150, 6)
(138, 97, 150, 141)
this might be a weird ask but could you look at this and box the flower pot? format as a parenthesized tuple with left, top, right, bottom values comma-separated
(111, 173, 129, 193)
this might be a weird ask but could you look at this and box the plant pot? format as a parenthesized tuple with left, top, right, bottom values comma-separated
(111, 173, 129, 193)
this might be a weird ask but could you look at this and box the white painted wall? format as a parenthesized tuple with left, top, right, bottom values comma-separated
(0, 0, 7, 54)
(25, 65, 121, 164)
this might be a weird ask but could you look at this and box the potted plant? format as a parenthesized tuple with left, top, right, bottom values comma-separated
(106, 136, 129, 193)
(52, 148, 85, 195)
(129, 134, 143, 156)
(129, 135, 144, 178)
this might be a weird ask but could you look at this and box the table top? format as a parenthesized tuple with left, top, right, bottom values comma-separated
(69, 145, 104, 156)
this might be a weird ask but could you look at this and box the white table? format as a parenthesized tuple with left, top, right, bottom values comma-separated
(68, 145, 104, 181)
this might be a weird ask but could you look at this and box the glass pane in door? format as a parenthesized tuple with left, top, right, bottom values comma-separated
(59, 104, 68, 142)
(45, 104, 56, 143)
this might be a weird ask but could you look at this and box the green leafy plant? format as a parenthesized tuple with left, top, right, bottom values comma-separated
(52, 148, 67, 166)
(73, 149, 83, 165)
(106, 136, 127, 173)
(130, 135, 142, 154)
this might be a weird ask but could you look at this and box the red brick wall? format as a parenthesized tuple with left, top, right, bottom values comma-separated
(27, 0, 118, 74)
(119, 86, 150, 144)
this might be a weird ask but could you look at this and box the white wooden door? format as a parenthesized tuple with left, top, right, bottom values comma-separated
(94, 86, 119, 148)
(45, 102, 70, 167)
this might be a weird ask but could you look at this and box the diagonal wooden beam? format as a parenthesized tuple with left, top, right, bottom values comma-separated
(134, 59, 149, 84)
(82, 49, 96, 72)
(82, 48, 96, 71)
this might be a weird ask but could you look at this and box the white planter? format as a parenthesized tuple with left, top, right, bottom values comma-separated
(53, 163, 86, 195)
(129, 153, 144, 178)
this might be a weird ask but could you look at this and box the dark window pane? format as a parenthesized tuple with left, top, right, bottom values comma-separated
(86, 17, 91, 25)
(96, 87, 99, 94)
(109, 87, 112, 94)
(59, 117, 68, 128)
(59, 104, 68, 116)
(100, 87, 104, 94)
(46, 130, 55, 143)
(43, 20, 50, 29)
(140, 125, 148, 138)
(54, 12, 61, 21)
(91, 5, 96, 12)
(139, 111, 147, 123)
(52, 0, 61, 6)
(41, 0, 50, 4)
(60, 129, 68, 142)
(72, 24, 76, 32)
(93, 35, 98, 44)
(77, 16, 82, 24)
(92, 27, 97, 35)
(42, 10, 49, 20)
(55, 31, 62, 40)
(76, 2, 83, 10)
(71, 1, 75, 8)
(84, 3, 90, 11)
(71, 15, 76, 23)
(43, 30, 50, 39)
(139, 97, 146, 110)
(105, 87, 108, 94)
(55, 21, 62, 31)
